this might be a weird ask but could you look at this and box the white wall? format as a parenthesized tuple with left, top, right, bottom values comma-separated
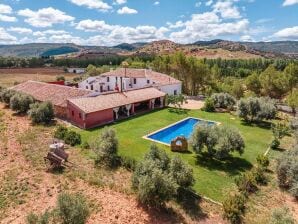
(157, 84, 182, 95)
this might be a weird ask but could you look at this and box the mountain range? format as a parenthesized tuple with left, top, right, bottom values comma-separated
(0, 40, 297, 59)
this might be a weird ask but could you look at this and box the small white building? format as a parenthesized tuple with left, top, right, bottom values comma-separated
(78, 68, 182, 96)
(67, 68, 86, 74)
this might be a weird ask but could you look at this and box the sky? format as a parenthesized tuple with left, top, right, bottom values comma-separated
(0, 0, 298, 46)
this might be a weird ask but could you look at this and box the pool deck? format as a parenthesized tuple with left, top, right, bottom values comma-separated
(143, 117, 220, 146)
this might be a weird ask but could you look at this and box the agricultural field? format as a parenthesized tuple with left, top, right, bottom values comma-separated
(0, 68, 79, 87)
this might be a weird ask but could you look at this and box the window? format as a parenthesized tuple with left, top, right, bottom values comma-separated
(174, 90, 177, 95)
(107, 77, 110, 82)
(71, 111, 74, 116)
(133, 78, 137, 84)
(86, 86, 88, 89)
(147, 80, 150, 84)
(91, 85, 93, 90)
(79, 113, 82, 119)
(108, 86, 110, 91)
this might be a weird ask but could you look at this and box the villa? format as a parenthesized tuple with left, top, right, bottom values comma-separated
(78, 68, 182, 96)
(11, 68, 180, 129)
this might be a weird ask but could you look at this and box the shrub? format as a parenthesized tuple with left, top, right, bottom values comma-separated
(93, 127, 119, 168)
(57, 192, 90, 224)
(235, 172, 258, 194)
(54, 125, 68, 140)
(276, 147, 298, 199)
(211, 93, 236, 110)
(270, 207, 295, 224)
(223, 193, 246, 224)
(81, 141, 90, 150)
(26, 210, 51, 224)
(252, 166, 267, 185)
(0, 89, 16, 105)
(56, 75, 65, 81)
(191, 123, 245, 160)
(271, 138, 280, 149)
(10, 93, 34, 113)
(256, 154, 270, 168)
(28, 102, 54, 124)
(120, 156, 137, 171)
(64, 131, 81, 146)
(203, 97, 215, 112)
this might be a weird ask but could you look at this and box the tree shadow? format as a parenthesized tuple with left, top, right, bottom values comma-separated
(195, 153, 253, 176)
(168, 107, 190, 115)
(175, 188, 208, 221)
(240, 120, 272, 130)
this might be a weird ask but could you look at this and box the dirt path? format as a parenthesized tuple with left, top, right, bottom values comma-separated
(0, 104, 225, 224)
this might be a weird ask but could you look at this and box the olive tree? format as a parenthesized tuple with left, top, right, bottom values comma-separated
(191, 123, 245, 160)
(93, 127, 119, 168)
(9, 93, 34, 113)
(28, 101, 54, 124)
(270, 207, 295, 224)
(211, 93, 236, 110)
(0, 89, 16, 105)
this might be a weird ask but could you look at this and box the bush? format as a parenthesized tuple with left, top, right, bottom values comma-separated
(223, 193, 246, 224)
(256, 154, 270, 168)
(203, 97, 215, 112)
(289, 181, 298, 199)
(57, 192, 90, 224)
(10, 93, 34, 113)
(237, 97, 277, 122)
(93, 127, 119, 168)
(191, 123, 245, 160)
(120, 156, 137, 171)
(235, 172, 258, 194)
(56, 75, 65, 81)
(270, 207, 295, 224)
(54, 125, 68, 140)
(0, 89, 16, 105)
(64, 131, 81, 146)
(211, 93, 236, 110)
(252, 166, 267, 185)
(26, 210, 51, 224)
(271, 138, 280, 149)
(276, 147, 298, 199)
(28, 102, 54, 124)
(81, 141, 90, 150)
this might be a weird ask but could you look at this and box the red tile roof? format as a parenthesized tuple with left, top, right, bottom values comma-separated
(102, 68, 181, 85)
(68, 87, 166, 113)
(11, 81, 91, 107)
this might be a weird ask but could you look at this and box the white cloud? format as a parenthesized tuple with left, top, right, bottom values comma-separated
(0, 27, 17, 44)
(8, 27, 32, 34)
(76, 19, 114, 32)
(273, 26, 298, 40)
(205, 0, 213, 6)
(240, 35, 254, 42)
(195, 1, 202, 7)
(167, 21, 185, 29)
(282, 0, 298, 6)
(169, 12, 249, 43)
(114, 0, 126, 5)
(18, 7, 74, 27)
(69, 0, 112, 11)
(33, 30, 70, 37)
(212, 0, 241, 19)
(0, 4, 17, 22)
(154, 1, 160, 5)
(117, 6, 138, 14)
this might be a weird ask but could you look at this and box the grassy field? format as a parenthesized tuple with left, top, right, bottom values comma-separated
(0, 68, 79, 87)
(75, 108, 273, 202)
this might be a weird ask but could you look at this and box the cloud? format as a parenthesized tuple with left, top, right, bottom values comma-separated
(169, 12, 249, 43)
(205, 0, 213, 6)
(0, 27, 17, 44)
(255, 18, 273, 24)
(240, 35, 254, 42)
(114, 0, 126, 5)
(212, 0, 241, 19)
(195, 1, 202, 7)
(76, 19, 168, 45)
(117, 6, 138, 14)
(0, 4, 17, 22)
(8, 27, 32, 34)
(154, 1, 160, 5)
(273, 26, 298, 40)
(33, 30, 70, 37)
(69, 0, 112, 11)
(18, 7, 74, 27)
(282, 0, 298, 6)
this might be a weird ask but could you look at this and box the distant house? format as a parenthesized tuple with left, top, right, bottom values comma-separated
(67, 68, 86, 74)
(78, 68, 182, 96)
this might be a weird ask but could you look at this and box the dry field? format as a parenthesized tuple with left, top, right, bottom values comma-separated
(0, 68, 79, 87)
(0, 104, 226, 224)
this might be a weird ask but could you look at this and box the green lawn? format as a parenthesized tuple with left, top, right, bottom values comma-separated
(76, 108, 273, 202)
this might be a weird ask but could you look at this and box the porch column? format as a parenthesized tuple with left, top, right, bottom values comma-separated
(151, 99, 156, 109)
(131, 104, 135, 114)
(113, 107, 120, 120)
(125, 104, 132, 117)
(160, 96, 164, 107)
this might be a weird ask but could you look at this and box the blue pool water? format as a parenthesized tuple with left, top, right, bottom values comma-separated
(147, 118, 215, 145)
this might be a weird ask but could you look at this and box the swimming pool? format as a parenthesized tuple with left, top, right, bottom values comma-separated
(144, 117, 216, 145)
